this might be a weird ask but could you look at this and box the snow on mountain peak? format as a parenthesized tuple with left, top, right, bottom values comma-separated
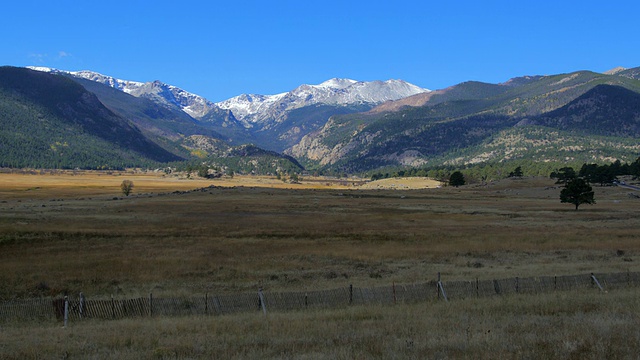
(26, 66, 217, 119)
(315, 78, 358, 89)
(216, 92, 287, 121)
(26, 66, 55, 73)
(216, 78, 429, 126)
(27, 66, 145, 91)
(26, 66, 429, 129)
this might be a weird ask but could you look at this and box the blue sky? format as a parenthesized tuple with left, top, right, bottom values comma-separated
(3, 1, 639, 102)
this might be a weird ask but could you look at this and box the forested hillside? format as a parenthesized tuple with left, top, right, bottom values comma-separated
(289, 68, 640, 174)
(0, 67, 305, 173)
(0, 67, 182, 169)
(4, 65, 640, 175)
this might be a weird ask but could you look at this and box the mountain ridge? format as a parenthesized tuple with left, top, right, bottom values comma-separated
(28, 67, 428, 152)
(27, 67, 428, 126)
(216, 77, 429, 128)
(13, 65, 640, 174)
(0, 66, 183, 168)
(0, 67, 307, 173)
(27, 66, 223, 119)
(288, 68, 640, 173)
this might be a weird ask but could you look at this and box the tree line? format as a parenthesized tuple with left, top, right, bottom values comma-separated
(455, 158, 640, 210)
(551, 158, 640, 186)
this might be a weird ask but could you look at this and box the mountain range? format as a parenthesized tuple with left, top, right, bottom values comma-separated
(2, 65, 640, 175)
(28, 67, 428, 152)
(288, 68, 640, 173)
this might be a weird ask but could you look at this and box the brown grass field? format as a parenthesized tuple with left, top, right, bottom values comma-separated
(1, 171, 640, 358)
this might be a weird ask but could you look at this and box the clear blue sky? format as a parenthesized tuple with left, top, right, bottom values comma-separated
(3, 1, 639, 102)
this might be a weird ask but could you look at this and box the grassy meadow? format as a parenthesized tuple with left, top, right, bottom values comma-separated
(1, 170, 640, 358)
(3, 289, 640, 359)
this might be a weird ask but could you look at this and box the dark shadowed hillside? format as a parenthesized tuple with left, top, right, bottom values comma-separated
(530, 85, 640, 136)
(0, 67, 304, 173)
(0, 67, 183, 168)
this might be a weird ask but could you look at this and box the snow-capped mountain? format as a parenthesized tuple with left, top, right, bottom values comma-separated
(27, 67, 219, 119)
(29, 67, 428, 128)
(27, 67, 429, 151)
(28, 66, 144, 92)
(215, 93, 288, 124)
(216, 78, 429, 127)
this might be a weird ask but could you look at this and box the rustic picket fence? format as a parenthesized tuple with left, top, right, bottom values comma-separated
(2, 271, 639, 323)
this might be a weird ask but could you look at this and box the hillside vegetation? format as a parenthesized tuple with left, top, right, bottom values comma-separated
(4, 66, 640, 176)
(289, 69, 640, 173)
(0, 67, 302, 173)
(0, 67, 182, 169)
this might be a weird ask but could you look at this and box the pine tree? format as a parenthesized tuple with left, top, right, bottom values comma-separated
(560, 178, 595, 210)
(449, 171, 465, 187)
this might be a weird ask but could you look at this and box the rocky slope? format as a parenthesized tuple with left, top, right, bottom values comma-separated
(288, 68, 640, 172)
(28, 67, 428, 151)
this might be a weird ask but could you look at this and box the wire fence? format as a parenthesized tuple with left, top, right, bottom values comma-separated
(2, 271, 639, 323)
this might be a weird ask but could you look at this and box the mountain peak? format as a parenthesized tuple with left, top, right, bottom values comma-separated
(315, 78, 358, 89)
(501, 75, 545, 87)
(26, 66, 219, 119)
(217, 78, 429, 127)
(26, 66, 55, 73)
(603, 66, 627, 75)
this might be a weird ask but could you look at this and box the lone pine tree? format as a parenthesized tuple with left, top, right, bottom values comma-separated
(560, 178, 595, 210)
(449, 171, 465, 187)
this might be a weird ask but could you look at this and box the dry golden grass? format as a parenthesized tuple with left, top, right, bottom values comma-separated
(2, 171, 640, 357)
(0, 172, 639, 299)
(358, 177, 442, 190)
(0, 171, 215, 200)
(0, 171, 441, 199)
(2, 288, 639, 359)
(0, 171, 373, 201)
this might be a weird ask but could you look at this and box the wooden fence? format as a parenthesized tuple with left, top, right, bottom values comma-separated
(2, 271, 639, 322)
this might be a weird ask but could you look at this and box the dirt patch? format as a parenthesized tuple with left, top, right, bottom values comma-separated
(358, 177, 442, 190)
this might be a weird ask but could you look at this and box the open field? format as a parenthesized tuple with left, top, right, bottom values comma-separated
(0, 170, 440, 200)
(1, 171, 640, 357)
(2, 289, 640, 359)
(0, 171, 378, 201)
(1, 172, 638, 297)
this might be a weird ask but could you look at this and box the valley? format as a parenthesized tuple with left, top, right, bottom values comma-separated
(3, 64, 640, 358)
(4, 2, 640, 357)
(1, 172, 638, 299)
(1, 172, 640, 358)
(5, 65, 640, 177)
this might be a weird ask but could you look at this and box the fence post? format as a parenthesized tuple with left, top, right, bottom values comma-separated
(393, 282, 397, 304)
(111, 294, 115, 319)
(149, 293, 153, 317)
(515, 277, 520, 294)
(349, 285, 353, 305)
(63, 296, 69, 328)
(591, 273, 604, 292)
(437, 273, 448, 302)
(476, 278, 479, 298)
(304, 292, 308, 308)
(493, 280, 501, 295)
(205, 293, 208, 315)
(554, 275, 557, 291)
(258, 288, 267, 315)
(79, 292, 85, 320)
